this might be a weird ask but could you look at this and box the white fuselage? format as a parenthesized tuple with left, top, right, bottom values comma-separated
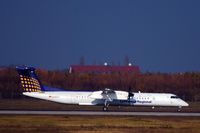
(23, 90, 189, 107)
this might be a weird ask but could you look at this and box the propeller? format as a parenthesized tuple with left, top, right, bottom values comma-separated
(128, 86, 134, 104)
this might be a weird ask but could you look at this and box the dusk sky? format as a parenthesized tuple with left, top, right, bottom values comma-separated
(0, 0, 200, 72)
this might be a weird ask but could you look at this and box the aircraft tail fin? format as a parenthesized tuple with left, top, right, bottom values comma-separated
(16, 66, 44, 92)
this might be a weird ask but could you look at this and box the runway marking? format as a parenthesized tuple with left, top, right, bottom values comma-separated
(0, 111, 200, 116)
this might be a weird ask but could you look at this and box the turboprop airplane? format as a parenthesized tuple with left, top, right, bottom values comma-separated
(16, 66, 189, 111)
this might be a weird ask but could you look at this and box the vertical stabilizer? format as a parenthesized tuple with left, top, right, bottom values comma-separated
(16, 66, 44, 92)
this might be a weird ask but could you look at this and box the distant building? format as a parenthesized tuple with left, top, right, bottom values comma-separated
(69, 64, 140, 74)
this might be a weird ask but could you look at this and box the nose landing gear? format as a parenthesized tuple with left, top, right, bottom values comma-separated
(178, 106, 182, 112)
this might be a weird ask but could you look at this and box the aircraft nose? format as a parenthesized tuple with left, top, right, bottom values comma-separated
(181, 100, 189, 106)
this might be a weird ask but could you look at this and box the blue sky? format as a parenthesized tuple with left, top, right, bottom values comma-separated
(0, 0, 200, 72)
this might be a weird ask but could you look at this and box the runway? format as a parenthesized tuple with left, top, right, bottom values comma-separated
(0, 110, 200, 116)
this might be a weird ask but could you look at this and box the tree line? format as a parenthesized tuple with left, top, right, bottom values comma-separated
(0, 67, 200, 101)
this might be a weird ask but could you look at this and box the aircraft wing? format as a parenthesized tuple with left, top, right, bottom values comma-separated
(89, 88, 118, 102)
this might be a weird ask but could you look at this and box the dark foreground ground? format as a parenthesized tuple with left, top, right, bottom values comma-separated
(0, 115, 199, 133)
(0, 99, 199, 112)
(0, 99, 200, 133)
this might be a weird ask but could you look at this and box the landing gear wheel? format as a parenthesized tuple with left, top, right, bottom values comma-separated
(103, 106, 108, 111)
(178, 106, 182, 112)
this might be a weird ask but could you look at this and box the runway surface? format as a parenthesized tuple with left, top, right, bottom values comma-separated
(0, 110, 200, 116)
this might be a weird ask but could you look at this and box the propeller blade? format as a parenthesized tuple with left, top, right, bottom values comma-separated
(128, 86, 134, 102)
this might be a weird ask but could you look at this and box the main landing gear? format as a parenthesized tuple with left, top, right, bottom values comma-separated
(103, 106, 108, 111)
(103, 100, 109, 111)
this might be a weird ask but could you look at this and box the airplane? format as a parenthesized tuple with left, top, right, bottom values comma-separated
(16, 66, 189, 111)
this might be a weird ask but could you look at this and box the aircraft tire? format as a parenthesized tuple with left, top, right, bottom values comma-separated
(103, 106, 108, 111)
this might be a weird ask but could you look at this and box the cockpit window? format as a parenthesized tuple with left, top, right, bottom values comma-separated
(171, 96, 179, 99)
